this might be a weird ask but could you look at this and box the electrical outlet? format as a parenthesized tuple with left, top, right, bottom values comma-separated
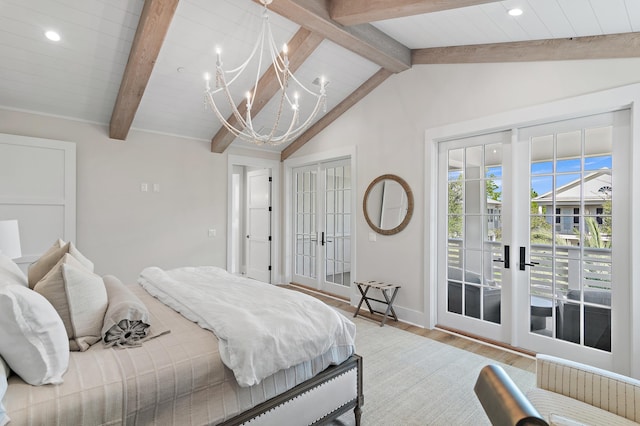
(208, 229, 217, 237)
(141, 183, 148, 192)
(153, 183, 160, 193)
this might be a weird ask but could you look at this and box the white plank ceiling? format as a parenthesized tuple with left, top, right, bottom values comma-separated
(373, 0, 640, 48)
(0, 0, 638, 152)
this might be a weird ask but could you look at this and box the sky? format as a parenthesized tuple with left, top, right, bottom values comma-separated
(480, 155, 612, 197)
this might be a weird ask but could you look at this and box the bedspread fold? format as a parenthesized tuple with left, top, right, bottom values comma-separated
(138, 266, 356, 387)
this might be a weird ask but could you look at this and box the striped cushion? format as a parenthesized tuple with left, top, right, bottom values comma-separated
(536, 354, 640, 422)
(527, 388, 638, 425)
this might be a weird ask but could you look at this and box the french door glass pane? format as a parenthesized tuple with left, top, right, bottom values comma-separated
(325, 164, 351, 287)
(447, 142, 503, 324)
(294, 170, 317, 279)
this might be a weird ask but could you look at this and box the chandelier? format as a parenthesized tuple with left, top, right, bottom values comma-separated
(204, 0, 327, 146)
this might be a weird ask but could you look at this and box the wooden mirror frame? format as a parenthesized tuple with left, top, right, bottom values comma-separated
(363, 174, 414, 235)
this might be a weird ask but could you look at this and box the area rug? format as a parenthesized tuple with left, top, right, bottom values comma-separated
(332, 313, 535, 426)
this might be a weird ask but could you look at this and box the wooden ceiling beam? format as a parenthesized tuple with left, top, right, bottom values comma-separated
(210, 28, 323, 153)
(281, 68, 393, 161)
(256, 0, 411, 73)
(330, 0, 499, 26)
(109, 0, 179, 140)
(412, 32, 640, 64)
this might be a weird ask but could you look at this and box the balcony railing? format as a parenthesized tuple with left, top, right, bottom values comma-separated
(447, 239, 612, 299)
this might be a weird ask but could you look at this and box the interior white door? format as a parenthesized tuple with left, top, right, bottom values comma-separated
(321, 160, 351, 298)
(245, 169, 271, 283)
(292, 159, 351, 298)
(292, 165, 318, 287)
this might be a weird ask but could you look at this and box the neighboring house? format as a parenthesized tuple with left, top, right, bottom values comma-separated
(533, 170, 611, 243)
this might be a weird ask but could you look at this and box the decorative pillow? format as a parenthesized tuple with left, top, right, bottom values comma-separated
(0, 284, 69, 386)
(102, 275, 151, 347)
(34, 254, 108, 351)
(0, 252, 27, 287)
(0, 356, 9, 426)
(28, 239, 94, 288)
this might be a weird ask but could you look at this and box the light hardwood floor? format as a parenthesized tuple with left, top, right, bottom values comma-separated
(284, 284, 536, 374)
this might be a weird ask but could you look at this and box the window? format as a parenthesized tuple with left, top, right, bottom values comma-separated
(573, 208, 579, 224)
(596, 207, 604, 225)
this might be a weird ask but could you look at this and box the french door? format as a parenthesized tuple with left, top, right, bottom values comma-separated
(292, 159, 351, 298)
(437, 131, 513, 343)
(437, 110, 630, 370)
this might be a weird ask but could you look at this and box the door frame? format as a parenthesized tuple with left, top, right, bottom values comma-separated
(425, 82, 640, 377)
(227, 154, 280, 283)
(284, 146, 357, 304)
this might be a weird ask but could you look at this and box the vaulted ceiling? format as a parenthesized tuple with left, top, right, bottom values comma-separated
(2, 0, 639, 160)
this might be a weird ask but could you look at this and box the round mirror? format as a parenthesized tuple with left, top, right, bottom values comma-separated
(363, 174, 414, 235)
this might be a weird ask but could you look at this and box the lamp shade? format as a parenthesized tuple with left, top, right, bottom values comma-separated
(0, 220, 22, 259)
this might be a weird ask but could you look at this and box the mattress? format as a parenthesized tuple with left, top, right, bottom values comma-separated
(4, 283, 349, 425)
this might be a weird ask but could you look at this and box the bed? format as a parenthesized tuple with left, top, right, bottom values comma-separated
(0, 250, 363, 425)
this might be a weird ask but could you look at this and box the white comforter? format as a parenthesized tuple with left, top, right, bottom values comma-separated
(138, 266, 356, 387)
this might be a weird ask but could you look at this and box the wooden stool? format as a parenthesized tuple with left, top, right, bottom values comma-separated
(353, 281, 401, 327)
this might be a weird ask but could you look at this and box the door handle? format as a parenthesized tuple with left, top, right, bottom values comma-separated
(519, 246, 539, 271)
(492, 245, 510, 269)
(320, 232, 333, 245)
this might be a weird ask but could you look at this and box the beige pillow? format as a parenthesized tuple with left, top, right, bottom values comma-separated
(28, 240, 94, 288)
(34, 254, 107, 351)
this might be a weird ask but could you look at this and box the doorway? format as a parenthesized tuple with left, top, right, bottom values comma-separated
(227, 155, 280, 283)
(436, 110, 630, 371)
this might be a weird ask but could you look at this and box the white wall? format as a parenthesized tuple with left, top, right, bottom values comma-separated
(290, 58, 640, 325)
(0, 109, 229, 283)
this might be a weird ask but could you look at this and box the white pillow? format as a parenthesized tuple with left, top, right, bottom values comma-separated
(0, 284, 69, 386)
(0, 253, 27, 287)
(28, 240, 94, 288)
(0, 356, 9, 426)
(34, 254, 108, 351)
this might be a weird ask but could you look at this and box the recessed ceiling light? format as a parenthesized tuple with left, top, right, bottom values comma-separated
(45, 30, 61, 42)
(508, 8, 523, 17)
